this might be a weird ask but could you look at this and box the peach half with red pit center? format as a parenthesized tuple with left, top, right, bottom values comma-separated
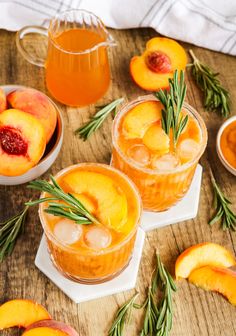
(130, 37, 187, 91)
(0, 109, 46, 176)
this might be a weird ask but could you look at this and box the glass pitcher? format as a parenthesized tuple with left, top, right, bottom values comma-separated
(16, 9, 116, 106)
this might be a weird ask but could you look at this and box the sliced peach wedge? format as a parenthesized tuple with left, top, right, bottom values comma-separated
(189, 266, 236, 306)
(175, 242, 236, 280)
(0, 109, 46, 176)
(122, 100, 162, 139)
(61, 171, 128, 232)
(0, 299, 51, 330)
(130, 37, 187, 91)
(24, 320, 79, 336)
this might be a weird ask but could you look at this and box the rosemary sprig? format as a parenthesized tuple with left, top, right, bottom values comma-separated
(26, 175, 100, 226)
(140, 253, 177, 336)
(75, 98, 124, 141)
(108, 292, 139, 336)
(0, 204, 29, 262)
(189, 50, 230, 117)
(209, 169, 236, 231)
(155, 70, 188, 149)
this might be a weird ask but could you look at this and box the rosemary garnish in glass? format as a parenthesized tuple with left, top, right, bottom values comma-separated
(189, 50, 230, 117)
(0, 204, 29, 262)
(26, 175, 100, 225)
(155, 70, 188, 149)
(209, 168, 236, 231)
(108, 292, 139, 336)
(75, 98, 124, 141)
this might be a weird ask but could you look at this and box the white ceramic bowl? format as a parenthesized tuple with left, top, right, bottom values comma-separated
(0, 85, 64, 185)
(216, 115, 236, 176)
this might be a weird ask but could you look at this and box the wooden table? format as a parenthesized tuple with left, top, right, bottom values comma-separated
(0, 28, 235, 336)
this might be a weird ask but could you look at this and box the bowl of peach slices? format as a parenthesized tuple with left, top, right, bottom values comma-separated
(0, 85, 63, 185)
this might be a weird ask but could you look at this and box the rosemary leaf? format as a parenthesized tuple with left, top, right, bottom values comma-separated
(26, 175, 100, 226)
(75, 98, 124, 141)
(0, 204, 29, 262)
(209, 169, 236, 231)
(189, 50, 230, 117)
(108, 292, 139, 336)
(155, 70, 188, 149)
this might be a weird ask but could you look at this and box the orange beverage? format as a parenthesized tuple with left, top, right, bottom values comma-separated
(112, 95, 207, 211)
(16, 10, 115, 106)
(39, 163, 141, 283)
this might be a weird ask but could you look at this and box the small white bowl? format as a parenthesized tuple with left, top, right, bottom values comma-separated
(216, 115, 236, 176)
(0, 85, 64, 185)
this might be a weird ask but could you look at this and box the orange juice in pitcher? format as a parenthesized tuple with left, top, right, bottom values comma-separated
(16, 10, 116, 106)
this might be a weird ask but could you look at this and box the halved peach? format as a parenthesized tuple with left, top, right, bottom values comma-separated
(0, 299, 51, 330)
(0, 88, 7, 113)
(0, 109, 46, 176)
(24, 320, 79, 336)
(175, 242, 236, 280)
(188, 266, 236, 306)
(122, 100, 162, 139)
(130, 37, 187, 91)
(62, 171, 128, 231)
(7, 88, 57, 143)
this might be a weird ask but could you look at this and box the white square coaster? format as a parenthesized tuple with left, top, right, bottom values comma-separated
(35, 228, 145, 303)
(140, 164, 203, 232)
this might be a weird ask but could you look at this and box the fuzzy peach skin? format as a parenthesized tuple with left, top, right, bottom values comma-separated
(24, 320, 79, 336)
(130, 37, 187, 91)
(175, 242, 236, 280)
(0, 88, 7, 113)
(0, 109, 46, 176)
(0, 299, 51, 330)
(188, 266, 236, 306)
(7, 88, 57, 143)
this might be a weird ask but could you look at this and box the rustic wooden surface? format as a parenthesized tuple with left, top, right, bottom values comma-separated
(0, 28, 235, 336)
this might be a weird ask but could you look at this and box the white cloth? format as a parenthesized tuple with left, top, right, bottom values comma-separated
(0, 0, 235, 55)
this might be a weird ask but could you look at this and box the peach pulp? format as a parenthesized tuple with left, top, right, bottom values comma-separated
(112, 95, 207, 211)
(220, 120, 236, 170)
(39, 163, 141, 283)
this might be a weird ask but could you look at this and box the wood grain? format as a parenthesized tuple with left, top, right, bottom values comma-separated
(0, 28, 235, 336)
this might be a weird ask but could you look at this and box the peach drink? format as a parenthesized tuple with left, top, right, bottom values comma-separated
(39, 164, 141, 283)
(112, 95, 207, 211)
(46, 27, 110, 106)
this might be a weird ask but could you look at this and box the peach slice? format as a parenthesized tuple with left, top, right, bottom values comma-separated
(130, 37, 187, 91)
(62, 171, 128, 231)
(0, 88, 7, 113)
(24, 320, 79, 336)
(143, 123, 170, 154)
(188, 266, 236, 306)
(122, 101, 162, 139)
(0, 299, 51, 329)
(0, 109, 46, 176)
(175, 242, 236, 280)
(7, 88, 57, 143)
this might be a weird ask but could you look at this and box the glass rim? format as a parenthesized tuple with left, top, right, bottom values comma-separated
(39, 162, 142, 255)
(48, 9, 115, 55)
(112, 94, 208, 175)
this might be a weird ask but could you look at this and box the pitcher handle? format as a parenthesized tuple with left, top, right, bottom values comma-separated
(16, 26, 48, 67)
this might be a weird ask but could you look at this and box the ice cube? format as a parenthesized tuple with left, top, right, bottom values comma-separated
(178, 139, 200, 163)
(53, 219, 82, 245)
(127, 144, 150, 166)
(84, 227, 112, 249)
(151, 153, 180, 170)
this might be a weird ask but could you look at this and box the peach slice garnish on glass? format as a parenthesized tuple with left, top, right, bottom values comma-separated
(0, 299, 51, 330)
(175, 242, 236, 280)
(188, 266, 236, 306)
